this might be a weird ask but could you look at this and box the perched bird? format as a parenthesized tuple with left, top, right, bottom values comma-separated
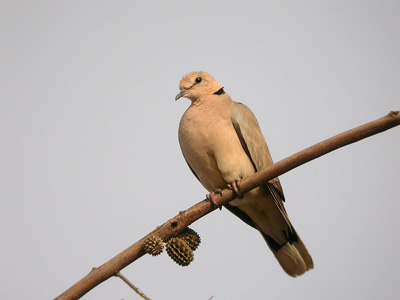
(176, 71, 313, 277)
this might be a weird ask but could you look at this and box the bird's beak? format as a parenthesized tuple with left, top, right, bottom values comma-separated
(175, 89, 187, 101)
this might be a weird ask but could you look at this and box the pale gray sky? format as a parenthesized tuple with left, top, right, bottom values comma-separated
(1, 1, 399, 299)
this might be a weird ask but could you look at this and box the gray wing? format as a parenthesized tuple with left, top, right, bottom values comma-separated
(231, 102, 288, 215)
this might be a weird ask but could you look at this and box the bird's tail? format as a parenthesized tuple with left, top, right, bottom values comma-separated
(226, 186, 313, 277)
(259, 225, 313, 277)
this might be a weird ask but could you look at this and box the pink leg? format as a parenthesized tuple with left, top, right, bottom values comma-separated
(206, 189, 223, 210)
(227, 179, 243, 199)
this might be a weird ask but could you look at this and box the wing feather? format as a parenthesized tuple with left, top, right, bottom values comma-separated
(231, 102, 290, 222)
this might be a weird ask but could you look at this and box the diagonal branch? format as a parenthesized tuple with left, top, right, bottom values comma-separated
(55, 111, 399, 300)
(115, 272, 151, 300)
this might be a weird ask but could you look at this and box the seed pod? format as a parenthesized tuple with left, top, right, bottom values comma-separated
(143, 236, 164, 256)
(178, 227, 201, 251)
(166, 237, 194, 266)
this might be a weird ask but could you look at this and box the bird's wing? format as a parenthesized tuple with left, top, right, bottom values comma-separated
(231, 102, 290, 219)
(230, 102, 313, 276)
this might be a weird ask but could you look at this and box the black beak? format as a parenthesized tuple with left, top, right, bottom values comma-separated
(175, 90, 186, 101)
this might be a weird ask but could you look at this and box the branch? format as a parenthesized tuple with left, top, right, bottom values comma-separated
(55, 111, 399, 300)
(115, 272, 151, 300)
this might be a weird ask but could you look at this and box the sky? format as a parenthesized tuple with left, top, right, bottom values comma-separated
(1, 1, 399, 299)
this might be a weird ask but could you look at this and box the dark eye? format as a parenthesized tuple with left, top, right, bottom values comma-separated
(195, 77, 202, 84)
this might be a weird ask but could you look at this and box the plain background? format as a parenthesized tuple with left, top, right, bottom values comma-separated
(1, 1, 399, 299)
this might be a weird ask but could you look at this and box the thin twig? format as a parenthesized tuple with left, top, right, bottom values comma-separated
(115, 272, 151, 300)
(55, 111, 399, 300)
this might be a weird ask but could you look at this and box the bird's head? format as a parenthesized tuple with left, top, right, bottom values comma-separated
(175, 71, 224, 102)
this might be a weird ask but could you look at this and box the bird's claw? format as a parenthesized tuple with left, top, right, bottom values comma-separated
(206, 189, 223, 210)
(227, 179, 243, 199)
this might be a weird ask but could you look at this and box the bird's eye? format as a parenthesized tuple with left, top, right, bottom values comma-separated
(195, 77, 202, 84)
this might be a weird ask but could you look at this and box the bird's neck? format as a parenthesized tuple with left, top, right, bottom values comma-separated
(190, 93, 232, 110)
(187, 94, 234, 120)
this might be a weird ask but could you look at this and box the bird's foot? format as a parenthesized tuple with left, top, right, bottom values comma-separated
(227, 179, 243, 199)
(206, 189, 223, 210)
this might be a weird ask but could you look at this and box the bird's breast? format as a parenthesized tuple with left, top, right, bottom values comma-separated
(179, 107, 255, 191)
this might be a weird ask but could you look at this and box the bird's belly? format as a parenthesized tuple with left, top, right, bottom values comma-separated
(180, 121, 255, 192)
(182, 142, 227, 192)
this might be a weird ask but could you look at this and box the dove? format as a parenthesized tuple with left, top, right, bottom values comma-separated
(176, 71, 313, 277)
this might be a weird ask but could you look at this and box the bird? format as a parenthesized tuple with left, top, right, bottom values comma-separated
(176, 71, 313, 277)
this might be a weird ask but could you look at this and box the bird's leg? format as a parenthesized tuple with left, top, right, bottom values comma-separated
(206, 188, 223, 210)
(227, 179, 243, 199)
